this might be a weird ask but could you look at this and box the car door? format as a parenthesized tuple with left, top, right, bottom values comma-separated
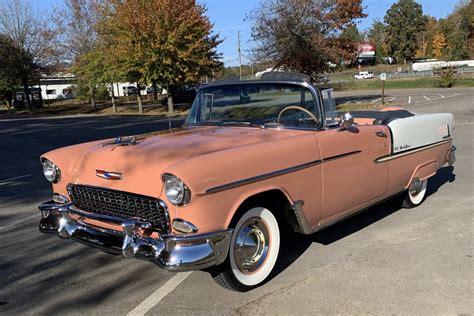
(315, 124, 391, 224)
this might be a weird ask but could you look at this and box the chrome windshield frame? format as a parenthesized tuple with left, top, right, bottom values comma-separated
(185, 80, 324, 131)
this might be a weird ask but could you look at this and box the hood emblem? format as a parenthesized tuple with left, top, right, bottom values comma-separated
(96, 170, 123, 180)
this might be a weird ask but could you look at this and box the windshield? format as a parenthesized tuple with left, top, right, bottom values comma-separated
(185, 83, 320, 129)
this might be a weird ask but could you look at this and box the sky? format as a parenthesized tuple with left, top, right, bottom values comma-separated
(30, 0, 460, 66)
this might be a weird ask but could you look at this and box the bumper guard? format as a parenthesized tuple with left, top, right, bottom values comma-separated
(39, 201, 232, 271)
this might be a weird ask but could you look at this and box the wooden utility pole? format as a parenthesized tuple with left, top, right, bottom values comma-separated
(380, 73, 386, 105)
(237, 31, 242, 80)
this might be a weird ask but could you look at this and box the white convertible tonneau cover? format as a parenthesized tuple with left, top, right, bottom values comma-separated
(388, 113, 454, 153)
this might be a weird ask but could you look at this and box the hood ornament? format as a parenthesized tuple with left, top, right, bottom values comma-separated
(103, 136, 137, 147)
(96, 170, 123, 180)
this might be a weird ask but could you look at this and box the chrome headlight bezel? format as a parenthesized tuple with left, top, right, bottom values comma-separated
(162, 173, 191, 206)
(42, 158, 61, 183)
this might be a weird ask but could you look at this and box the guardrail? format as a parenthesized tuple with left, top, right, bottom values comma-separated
(386, 67, 474, 79)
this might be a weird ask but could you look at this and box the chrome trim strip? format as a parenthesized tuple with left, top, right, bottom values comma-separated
(206, 160, 322, 194)
(322, 150, 362, 163)
(205, 150, 361, 194)
(374, 139, 452, 163)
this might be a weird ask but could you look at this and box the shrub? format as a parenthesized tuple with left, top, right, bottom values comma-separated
(437, 67, 456, 88)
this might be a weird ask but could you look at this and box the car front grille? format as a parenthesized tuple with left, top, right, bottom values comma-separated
(67, 184, 170, 233)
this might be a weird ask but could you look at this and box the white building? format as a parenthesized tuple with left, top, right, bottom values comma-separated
(36, 74, 152, 100)
(37, 74, 77, 100)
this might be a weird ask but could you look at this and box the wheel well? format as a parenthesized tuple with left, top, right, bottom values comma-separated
(229, 190, 299, 232)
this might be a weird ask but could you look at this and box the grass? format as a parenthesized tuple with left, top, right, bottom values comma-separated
(0, 98, 190, 118)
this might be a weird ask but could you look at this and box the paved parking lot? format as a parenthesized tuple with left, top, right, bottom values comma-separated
(335, 88, 467, 106)
(0, 88, 472, 314)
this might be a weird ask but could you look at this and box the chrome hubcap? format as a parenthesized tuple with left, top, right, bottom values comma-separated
(409, 178, 423, 196)
(234, 217, 269, 273)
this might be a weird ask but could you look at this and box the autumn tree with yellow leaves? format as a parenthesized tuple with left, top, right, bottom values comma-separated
(432, 32, 447, 58)
(100, 0, 222, 113)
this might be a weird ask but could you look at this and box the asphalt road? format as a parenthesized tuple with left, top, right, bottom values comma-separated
(0, 88, 473, 314)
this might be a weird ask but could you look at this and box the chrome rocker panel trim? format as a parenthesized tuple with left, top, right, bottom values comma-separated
(38, 201, 233, 272)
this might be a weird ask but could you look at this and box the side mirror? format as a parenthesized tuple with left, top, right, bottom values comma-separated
(339, 112, 354, 130)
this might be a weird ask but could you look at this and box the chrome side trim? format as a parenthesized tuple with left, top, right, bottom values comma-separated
(374, 139, 452, 163)
(322, 150, 362, 163)
(205, 150, 361, 194)
(205, 159, 322, 194)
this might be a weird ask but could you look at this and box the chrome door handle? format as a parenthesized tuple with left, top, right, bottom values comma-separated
(375, 131, 387, 138)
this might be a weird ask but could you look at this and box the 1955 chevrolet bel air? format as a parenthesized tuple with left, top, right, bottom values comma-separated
(39, 72, 456, 291)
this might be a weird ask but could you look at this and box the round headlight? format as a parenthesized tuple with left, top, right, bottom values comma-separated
(163, 174, 191, 206)
(42, 159, 61, 183)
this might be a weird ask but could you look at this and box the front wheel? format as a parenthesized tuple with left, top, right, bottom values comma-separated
(402, 178, 428, 208)
(212, 207, 280, 291)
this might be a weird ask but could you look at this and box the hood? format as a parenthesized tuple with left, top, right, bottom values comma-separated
(44, 126, 300, 198)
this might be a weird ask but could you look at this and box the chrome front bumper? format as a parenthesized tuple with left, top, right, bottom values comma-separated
(38, 201, 233, 271)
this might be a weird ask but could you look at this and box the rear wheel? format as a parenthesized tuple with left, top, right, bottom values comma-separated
(402, 178, 428, 208)
(212, 207, 280, 292)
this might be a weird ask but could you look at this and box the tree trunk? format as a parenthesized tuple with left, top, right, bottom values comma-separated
(136, 83, 143, 114)
(167, 95, 174, 114)
(152, 80, 158, 101)
(90, 86, 96, 110)
(111, 83, 116, 113)
(22, 82, 31, 109)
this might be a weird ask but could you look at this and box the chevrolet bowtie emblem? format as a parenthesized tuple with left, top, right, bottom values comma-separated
(96, 170, 123, 180)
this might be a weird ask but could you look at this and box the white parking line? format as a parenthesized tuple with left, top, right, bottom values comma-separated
(439, 94, 445, 98)
(388, 97, 396, 102)
(0, 174, 31, 185)
(127, 272, 192, 316)
(370, 98, 381, 104)
(423, 95, 430, 101)
(408, 96, 412, 104)
(0, 213, 40, 231)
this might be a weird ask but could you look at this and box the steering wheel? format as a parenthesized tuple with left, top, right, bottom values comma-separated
(277, 105, 318, 125)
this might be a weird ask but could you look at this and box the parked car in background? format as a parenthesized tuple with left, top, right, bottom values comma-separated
(122, 85, 138, 96)
(354, 71, 374, 79)
(160, 86, 197, 104)
(38, 72, 455, 291)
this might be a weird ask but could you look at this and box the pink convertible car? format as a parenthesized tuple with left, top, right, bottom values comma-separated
(39, 72, 456, 291)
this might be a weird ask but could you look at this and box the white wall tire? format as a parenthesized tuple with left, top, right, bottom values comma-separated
(212, 207, 280, 291)
(403, 178, 428, 208)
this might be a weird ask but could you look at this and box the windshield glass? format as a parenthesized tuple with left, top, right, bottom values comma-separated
(185, 83, 320, 128)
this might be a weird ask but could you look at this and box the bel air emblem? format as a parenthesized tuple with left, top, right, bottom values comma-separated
(96, 170, 123, 180)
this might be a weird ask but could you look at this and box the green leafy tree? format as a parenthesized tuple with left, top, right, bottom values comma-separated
(55, 0, 114, 110)
(0, 0, 58, 108)
(368, 20, 387, 62)
(250, 0, 366, 79)
(100, 0, 222, 113)
(439, 2, 471, 60)
(341, 25, 361, 43)
(384, 0, 427, 62)
(0, 35, 17, 96)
